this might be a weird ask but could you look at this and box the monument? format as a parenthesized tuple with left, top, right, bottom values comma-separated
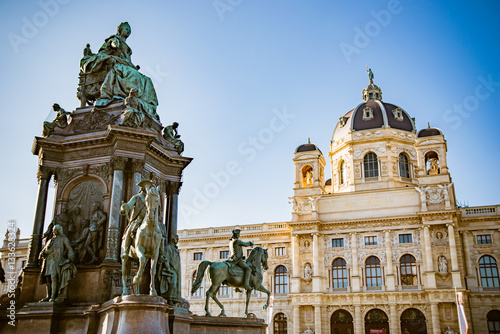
(0, 22, 267, 334)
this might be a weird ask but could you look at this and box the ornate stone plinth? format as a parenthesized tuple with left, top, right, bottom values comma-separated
(190, 316, 267, 334)
(98, 295, 170, 334)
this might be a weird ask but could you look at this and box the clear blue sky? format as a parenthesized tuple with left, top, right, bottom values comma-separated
(0, 0, 499, 238)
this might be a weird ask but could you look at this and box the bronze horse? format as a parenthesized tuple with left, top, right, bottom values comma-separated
(191, 246, 270, 317)
(121, 186, 162, 295)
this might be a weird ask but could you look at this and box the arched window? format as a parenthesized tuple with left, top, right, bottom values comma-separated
(332, 258, 348, 288)
(330, 310, 353, 334)
(365, 256, 382, 287)
(487, 310, 500, 334)
(479, 255, 500, 288)
(365, 309, 389, 334)
(192, 270, 204, 297)
(400, 254, 418, 285)
(275, 265, 288, 294)
(400, 308, 427, 334)
(339, 160, 345, 185)
(399, 153, 410, 178)
(273, 313, 287, 334)
(364, 153, 378, 178)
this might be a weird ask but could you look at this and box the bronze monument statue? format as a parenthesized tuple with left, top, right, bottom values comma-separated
(82, 201, 107, 264)
(78, 22, 159, 121)
(39, 225, 77, 303)
(163, 122, 184, 154)
(42, 103, 71, 137)
(159, 234, 182, 305)
(121, 184, 163, 296)
(191, 239, 270, 318)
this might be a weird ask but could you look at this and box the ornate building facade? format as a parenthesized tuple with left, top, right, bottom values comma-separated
(179, 78, 500, 334)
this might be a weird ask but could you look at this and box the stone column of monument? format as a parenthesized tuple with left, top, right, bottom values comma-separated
(165, 180, 182, 241)
(314, 305, 322, 334)
(430, 302, 441, 334)
(291, 234, 300, 293)
(447, 223, 462, 288)
(130, 159, 144, 196)
(105, 157, 127, 263)
(351, 233, 360, 292)
(27, 166, 53, 267)
(385, 230, 395, 290)
(423, 225, 436, 288)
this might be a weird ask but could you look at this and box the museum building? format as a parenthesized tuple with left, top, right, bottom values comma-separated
(179, 78, 500, 334)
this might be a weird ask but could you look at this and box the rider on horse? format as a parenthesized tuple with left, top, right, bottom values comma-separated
(229, 229, 254, 290)
(120, 179, 152, 259)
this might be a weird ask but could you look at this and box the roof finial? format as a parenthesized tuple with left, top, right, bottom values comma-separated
(427, 122, 431, 129)
(366, 65, 374, 84)
(308, 137, 311, 144)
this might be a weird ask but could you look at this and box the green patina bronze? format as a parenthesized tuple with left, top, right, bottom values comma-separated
(78, 22, 159, 120)
(191, 240, 271, 318)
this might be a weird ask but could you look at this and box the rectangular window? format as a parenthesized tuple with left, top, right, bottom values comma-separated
(275, 247, 286, 256)
(477, 234, 492, 244)
(399, 234, 412, 244)
(217, 283, 230, 296)
(365, 236, 377, 246)
(220, 250, 229, 259)
(332, 238, 344, 248)
(193, 252, 203, 261)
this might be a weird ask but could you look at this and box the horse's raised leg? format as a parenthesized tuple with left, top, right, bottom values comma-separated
(149, 252, 158, 296)
(245, 288, 252, 318)
(121, 257, 130, 296)
(255, 283, 271, 310)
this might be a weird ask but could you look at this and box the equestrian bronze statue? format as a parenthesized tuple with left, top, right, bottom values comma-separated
(120, 183, 163, 295)
(191, 229, 270, 317)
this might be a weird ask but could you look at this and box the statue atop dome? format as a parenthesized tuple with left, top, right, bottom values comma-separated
(366, 65, 374, 84)
(77, 22, 159, 121)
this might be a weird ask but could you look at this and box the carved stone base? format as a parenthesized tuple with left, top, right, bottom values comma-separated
(98, 295, 171, 334)
(190, 316, 267, 334)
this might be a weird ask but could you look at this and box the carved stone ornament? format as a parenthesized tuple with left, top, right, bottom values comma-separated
(111, 156, 127, 171)
(73, 110, 120, 134)
(90, 164, 111, 183)
(37, 166, 54, 181)
(292, 196, 320, 215)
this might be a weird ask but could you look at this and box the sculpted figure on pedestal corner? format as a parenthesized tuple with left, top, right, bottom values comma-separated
(39, 225, 77, 303)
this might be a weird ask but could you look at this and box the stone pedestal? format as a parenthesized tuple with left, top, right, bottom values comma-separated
(98, 295, 170, 334)
(190, 316, 267, 334)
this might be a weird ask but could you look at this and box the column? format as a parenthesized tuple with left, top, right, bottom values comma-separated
(314, 305, 323, 334)
(351, 233, 361, 292)
(104, 157, 126, 262)
(130, 159, 144, 196)
(312, 233, 321, 292)
(291, 234, 300, 293)
(430, 303, 440, 334)
(166, 180, 182, 241)
(27, 166, 53, 267)
(447, 223, 462, 288)
(385, 231, 395, 290)
(354, 305, 363, 334)
(389, 304, 398, 334)
(293, 305, 300, 334)
(423, 225, 436, 288)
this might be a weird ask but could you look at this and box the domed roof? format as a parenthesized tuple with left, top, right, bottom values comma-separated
(295, 142, 320, 153)
(418, 123, 443, 137)
(332, 75, 416, 142)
